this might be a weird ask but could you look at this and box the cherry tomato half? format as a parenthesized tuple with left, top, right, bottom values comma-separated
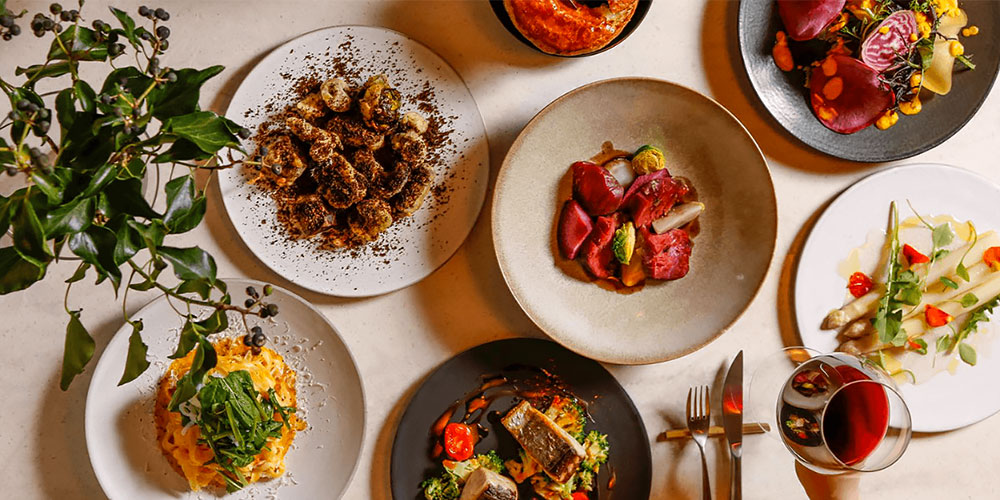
(847, 271, 874, 298)
(572, 492, 590, 500)
(443, 423, 475, 461)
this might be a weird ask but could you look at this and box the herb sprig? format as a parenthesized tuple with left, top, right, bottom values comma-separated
(0, 1, 269, 391)
(180, 370, 295, 492)
(936, 294, 1000, 366)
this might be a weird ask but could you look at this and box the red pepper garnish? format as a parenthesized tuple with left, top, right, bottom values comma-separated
(924, 304, 953, 327)
(903, 244, 930, 265)
(984, 246, 1000, 271)
(443, 422, 475, 461)
(847, 271, 874, 298)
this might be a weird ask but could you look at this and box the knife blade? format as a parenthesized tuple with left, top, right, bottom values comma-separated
(722, 350, 743, 500)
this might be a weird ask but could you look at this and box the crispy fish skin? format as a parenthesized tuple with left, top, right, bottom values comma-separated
(501, 401, 585, 483)
(459, 467, 518, 500)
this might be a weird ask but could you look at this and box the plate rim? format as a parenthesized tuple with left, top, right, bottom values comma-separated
(492, 76, 778, 365)
(388, 337, 652, 498)
(219, 24, 490, 298)
(84, 278, 368, 499)
(736, 0, 1000, 163)
(793, 163, 1000, 432)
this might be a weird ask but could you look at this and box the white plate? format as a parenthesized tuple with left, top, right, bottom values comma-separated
(219, 26, 489, 296)
(85, 279, 366, 499)
(796, 164, 1000, 432)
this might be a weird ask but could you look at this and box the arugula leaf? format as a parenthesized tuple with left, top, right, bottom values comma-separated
(957, 262, 970, 282)
(936, 334, 954, 353)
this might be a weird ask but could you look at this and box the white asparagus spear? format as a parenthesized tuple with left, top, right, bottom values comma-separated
(844, 271, 1000, 354)
(899, 262, 992, 321)
(823, 231, 1000, 329)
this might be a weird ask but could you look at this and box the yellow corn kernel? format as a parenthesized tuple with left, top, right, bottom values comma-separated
(949, 40, 965, 57)
(875, 110, 899, 130)
(822, 57, 838, 77)
(900, 97, 922, 115)
(962, 26, 979, 37)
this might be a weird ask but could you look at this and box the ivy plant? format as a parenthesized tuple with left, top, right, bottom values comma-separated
(0, 1, 273, 391)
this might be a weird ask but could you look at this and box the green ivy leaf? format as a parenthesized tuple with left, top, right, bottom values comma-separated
(177, 277, 212, 300)
(0, 193, 12, 235)
(959, 342, 977, 366)
(194, 308, 229, 334)
(163, 111, 241, 153)
(0, 137, 13, 167)
(159, 246, 217, 283)
(15, 61, 73, 80)
(118, 320, 150, 386)
(65, 262, 91, 284)
(163, 175, 206, 233)
(119, 157, 146, 179)
(0, 246, 46, 294)
(128, 219, 166, 253)
(108, 7, 137, 45)
(44, 196, 95, 236)
(113, 220, 143, 266)
(169, 320, 202, 359)
(55, 88, 77, 138)
(12, 197, 53, 267)
(78, 162, 117, 199)
(48, 25, 108, 61)
(68, 225, 121, 290)
(30, 170, 64, 205)
(152, 139, 213, 163)
(103, 178, 157, 219)
(147, 66, 225, 119)
(74, 80, 97, 113)
(60, 310, 96, 390)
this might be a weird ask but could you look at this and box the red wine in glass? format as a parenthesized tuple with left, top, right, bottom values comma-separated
(821, 365, 890, 465)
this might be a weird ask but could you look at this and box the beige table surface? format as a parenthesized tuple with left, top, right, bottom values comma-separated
(3, 1, 1000, 498)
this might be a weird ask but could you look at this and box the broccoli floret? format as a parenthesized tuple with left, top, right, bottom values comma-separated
(531, 473, 577, 500)
(544, 396, 586, 441)
(477, 450, 506, 474)
(582, 431, 610, 469)
(420, 473, 460, 500)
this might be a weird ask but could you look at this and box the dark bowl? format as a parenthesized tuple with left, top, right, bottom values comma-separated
(738, 0, 1000, 162)
(390, 338, 652, 499)
(489, 0, 653, 57)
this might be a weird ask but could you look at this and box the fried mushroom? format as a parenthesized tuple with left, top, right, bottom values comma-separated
(278, 194, 334, 239)
(312, 152, 367, 209)
(320, 78, 352, 112)
(260, 134, 308, 186)
(349, 198, 393, 242)
(390, 130, 427, 164)
(391, 164, 433, 217)
(328, 115, 385, 150)
(294, 92, 327, 121)
(399, 111, 428, 134)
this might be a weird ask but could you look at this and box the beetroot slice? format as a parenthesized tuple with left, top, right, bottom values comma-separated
(626, 176, 688, 229)
(558, 200, 594, 260)
(861, 10, 918, 72)
(810, 55, 896, 134)
(777, 0, 846, 41)
(640, 228, 692, 281)
(581, 215, 618, 279)
(572, 161, 624, 216)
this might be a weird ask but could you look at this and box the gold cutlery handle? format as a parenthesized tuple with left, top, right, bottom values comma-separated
(658, 422, 770, 441)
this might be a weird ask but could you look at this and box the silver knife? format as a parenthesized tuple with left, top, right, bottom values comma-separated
(722, 351, 743, 500)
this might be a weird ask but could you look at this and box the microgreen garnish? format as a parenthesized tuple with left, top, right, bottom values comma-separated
(940, 276, 959, 289)
(935, 295, 1000, 366)
(873, 202, 913, 346)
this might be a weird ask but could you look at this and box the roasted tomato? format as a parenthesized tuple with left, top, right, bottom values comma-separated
(847, 271, 874, 298)
(443, 423, 475, 461)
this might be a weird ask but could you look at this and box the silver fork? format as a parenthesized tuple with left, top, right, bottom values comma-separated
(687, 385, 712, 500)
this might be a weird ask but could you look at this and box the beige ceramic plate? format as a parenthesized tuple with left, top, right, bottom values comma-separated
(493, 78, 776, 364)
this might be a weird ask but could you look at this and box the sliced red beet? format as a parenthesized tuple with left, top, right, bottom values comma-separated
(571, 161, 624, 216)
(581, 215, 617, 279)
(640, 228, 692, 281)
(777, 0, 846, 41)
(625, 175, 688, 229)
(810, 55, 896, 134)
(622, 169, 671, 205)
(861, 10, 918, 72)
(558, 200, 594, 260)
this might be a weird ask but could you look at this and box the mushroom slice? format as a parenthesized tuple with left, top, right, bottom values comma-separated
(320, 78, 352, 112)
(349, 199, 393, 242)
(312, 152, 366, 209)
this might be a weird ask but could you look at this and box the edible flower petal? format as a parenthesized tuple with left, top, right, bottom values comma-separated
(984, 246, 1000, 271)
(903, 243, 930, 265)
(924, 304, 954, 327)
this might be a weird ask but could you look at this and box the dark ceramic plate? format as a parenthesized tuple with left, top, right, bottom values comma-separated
(738, 0, 1000, 162)
(489, 0, 652, 57)
(390, 338, 651, 499)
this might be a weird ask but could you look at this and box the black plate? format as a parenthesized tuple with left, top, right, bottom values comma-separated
(489, 0, 653, 57)
(738, 0, 1000, 162)
(390, 338, 651, 499)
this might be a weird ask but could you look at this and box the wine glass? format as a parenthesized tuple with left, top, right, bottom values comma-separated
(748, 347, 912, 474)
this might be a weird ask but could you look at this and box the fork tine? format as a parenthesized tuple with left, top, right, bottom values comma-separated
(703, 385, 711, 419)
(686, 387, 693, 420)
